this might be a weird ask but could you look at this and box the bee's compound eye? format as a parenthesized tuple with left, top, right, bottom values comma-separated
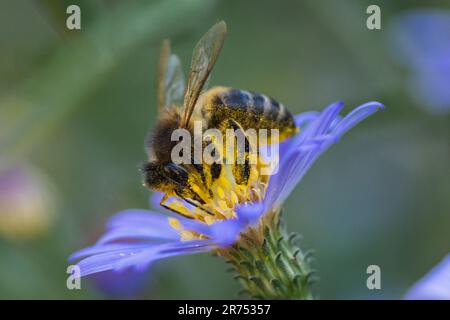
(143, 162, 156, 175)
(143, 162, 160, 187)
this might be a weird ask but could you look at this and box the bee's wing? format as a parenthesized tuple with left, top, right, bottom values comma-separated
(180, 21, 227, 128)
(157, 40, 185, 112)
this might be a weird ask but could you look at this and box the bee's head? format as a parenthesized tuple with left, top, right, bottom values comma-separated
(142, 161, 189, 193)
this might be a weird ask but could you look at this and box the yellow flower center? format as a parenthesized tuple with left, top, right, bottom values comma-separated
(168, 155, 274, 241)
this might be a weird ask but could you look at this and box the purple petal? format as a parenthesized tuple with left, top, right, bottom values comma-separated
(209, 219, 246, 247)
(264, 101, 383, 209)
(332, 101, 384, 138)
(300, 101, 345, 140)
(197, 202, 267, 248)
(107, 209, 170, 229)
(101, 209, 179, 243)
(405, 254, 450, 300)
(236, 202, 265, 226)
(69, 243, 154, 261)
(74, 240, 214, 277)
(96, 227, 174, 245)
(294, 111, 319, 127)
(265, 143, 323, 208)
(117, 195, 247, 247)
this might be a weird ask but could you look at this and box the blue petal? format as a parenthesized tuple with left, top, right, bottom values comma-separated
(300, 101, 345, 140)
(264, 101, 383, 209)
(175, 216, 215, 236)
(236, 202, 265, 226)
(265, 143, 323, 209)
(209, 219, 246, 247)
(102, 209, 179, 243)
(332, 101, 384, 138)
(70, 243, 153, 262)
(405, 254, 450, 300)
(73, 240, 214, 277)
(294, 111, 319, 127)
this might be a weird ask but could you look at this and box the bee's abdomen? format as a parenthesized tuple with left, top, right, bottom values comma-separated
(200, 87, 296, 137)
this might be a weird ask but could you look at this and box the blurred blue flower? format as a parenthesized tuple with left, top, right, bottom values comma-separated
(69, 101, 383, 277)
(405, 254, 450, 300)
(391, 9, 450, 114)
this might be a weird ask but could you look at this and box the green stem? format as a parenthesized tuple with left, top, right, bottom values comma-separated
(218, 210, 315, 299)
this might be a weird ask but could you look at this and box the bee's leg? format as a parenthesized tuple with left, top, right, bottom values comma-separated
(224, 119, 252, 186)
(159, 193, 195, 219)
(191, 163, 213, 199)
(174, 190, 215, 216)
(181, 197, 215, 216)
(201, 133, 223, 197)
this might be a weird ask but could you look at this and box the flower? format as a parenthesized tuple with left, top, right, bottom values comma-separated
(390, 9, 450, 114)
(69, 101, 384, 278)
(405, 254, 450, 300)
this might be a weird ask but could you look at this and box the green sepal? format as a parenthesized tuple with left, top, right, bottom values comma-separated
(219, 210, 314, 300)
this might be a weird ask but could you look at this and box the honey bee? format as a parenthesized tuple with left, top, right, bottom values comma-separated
(143, 21, 297, 216)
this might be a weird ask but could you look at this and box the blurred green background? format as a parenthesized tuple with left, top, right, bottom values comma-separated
(0, 0, 449, 299)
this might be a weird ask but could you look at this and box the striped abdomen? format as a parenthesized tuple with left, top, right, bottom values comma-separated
(199, 86, 297, 141)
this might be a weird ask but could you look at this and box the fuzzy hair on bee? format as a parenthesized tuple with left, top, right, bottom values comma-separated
(146, 108, 185, 163)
